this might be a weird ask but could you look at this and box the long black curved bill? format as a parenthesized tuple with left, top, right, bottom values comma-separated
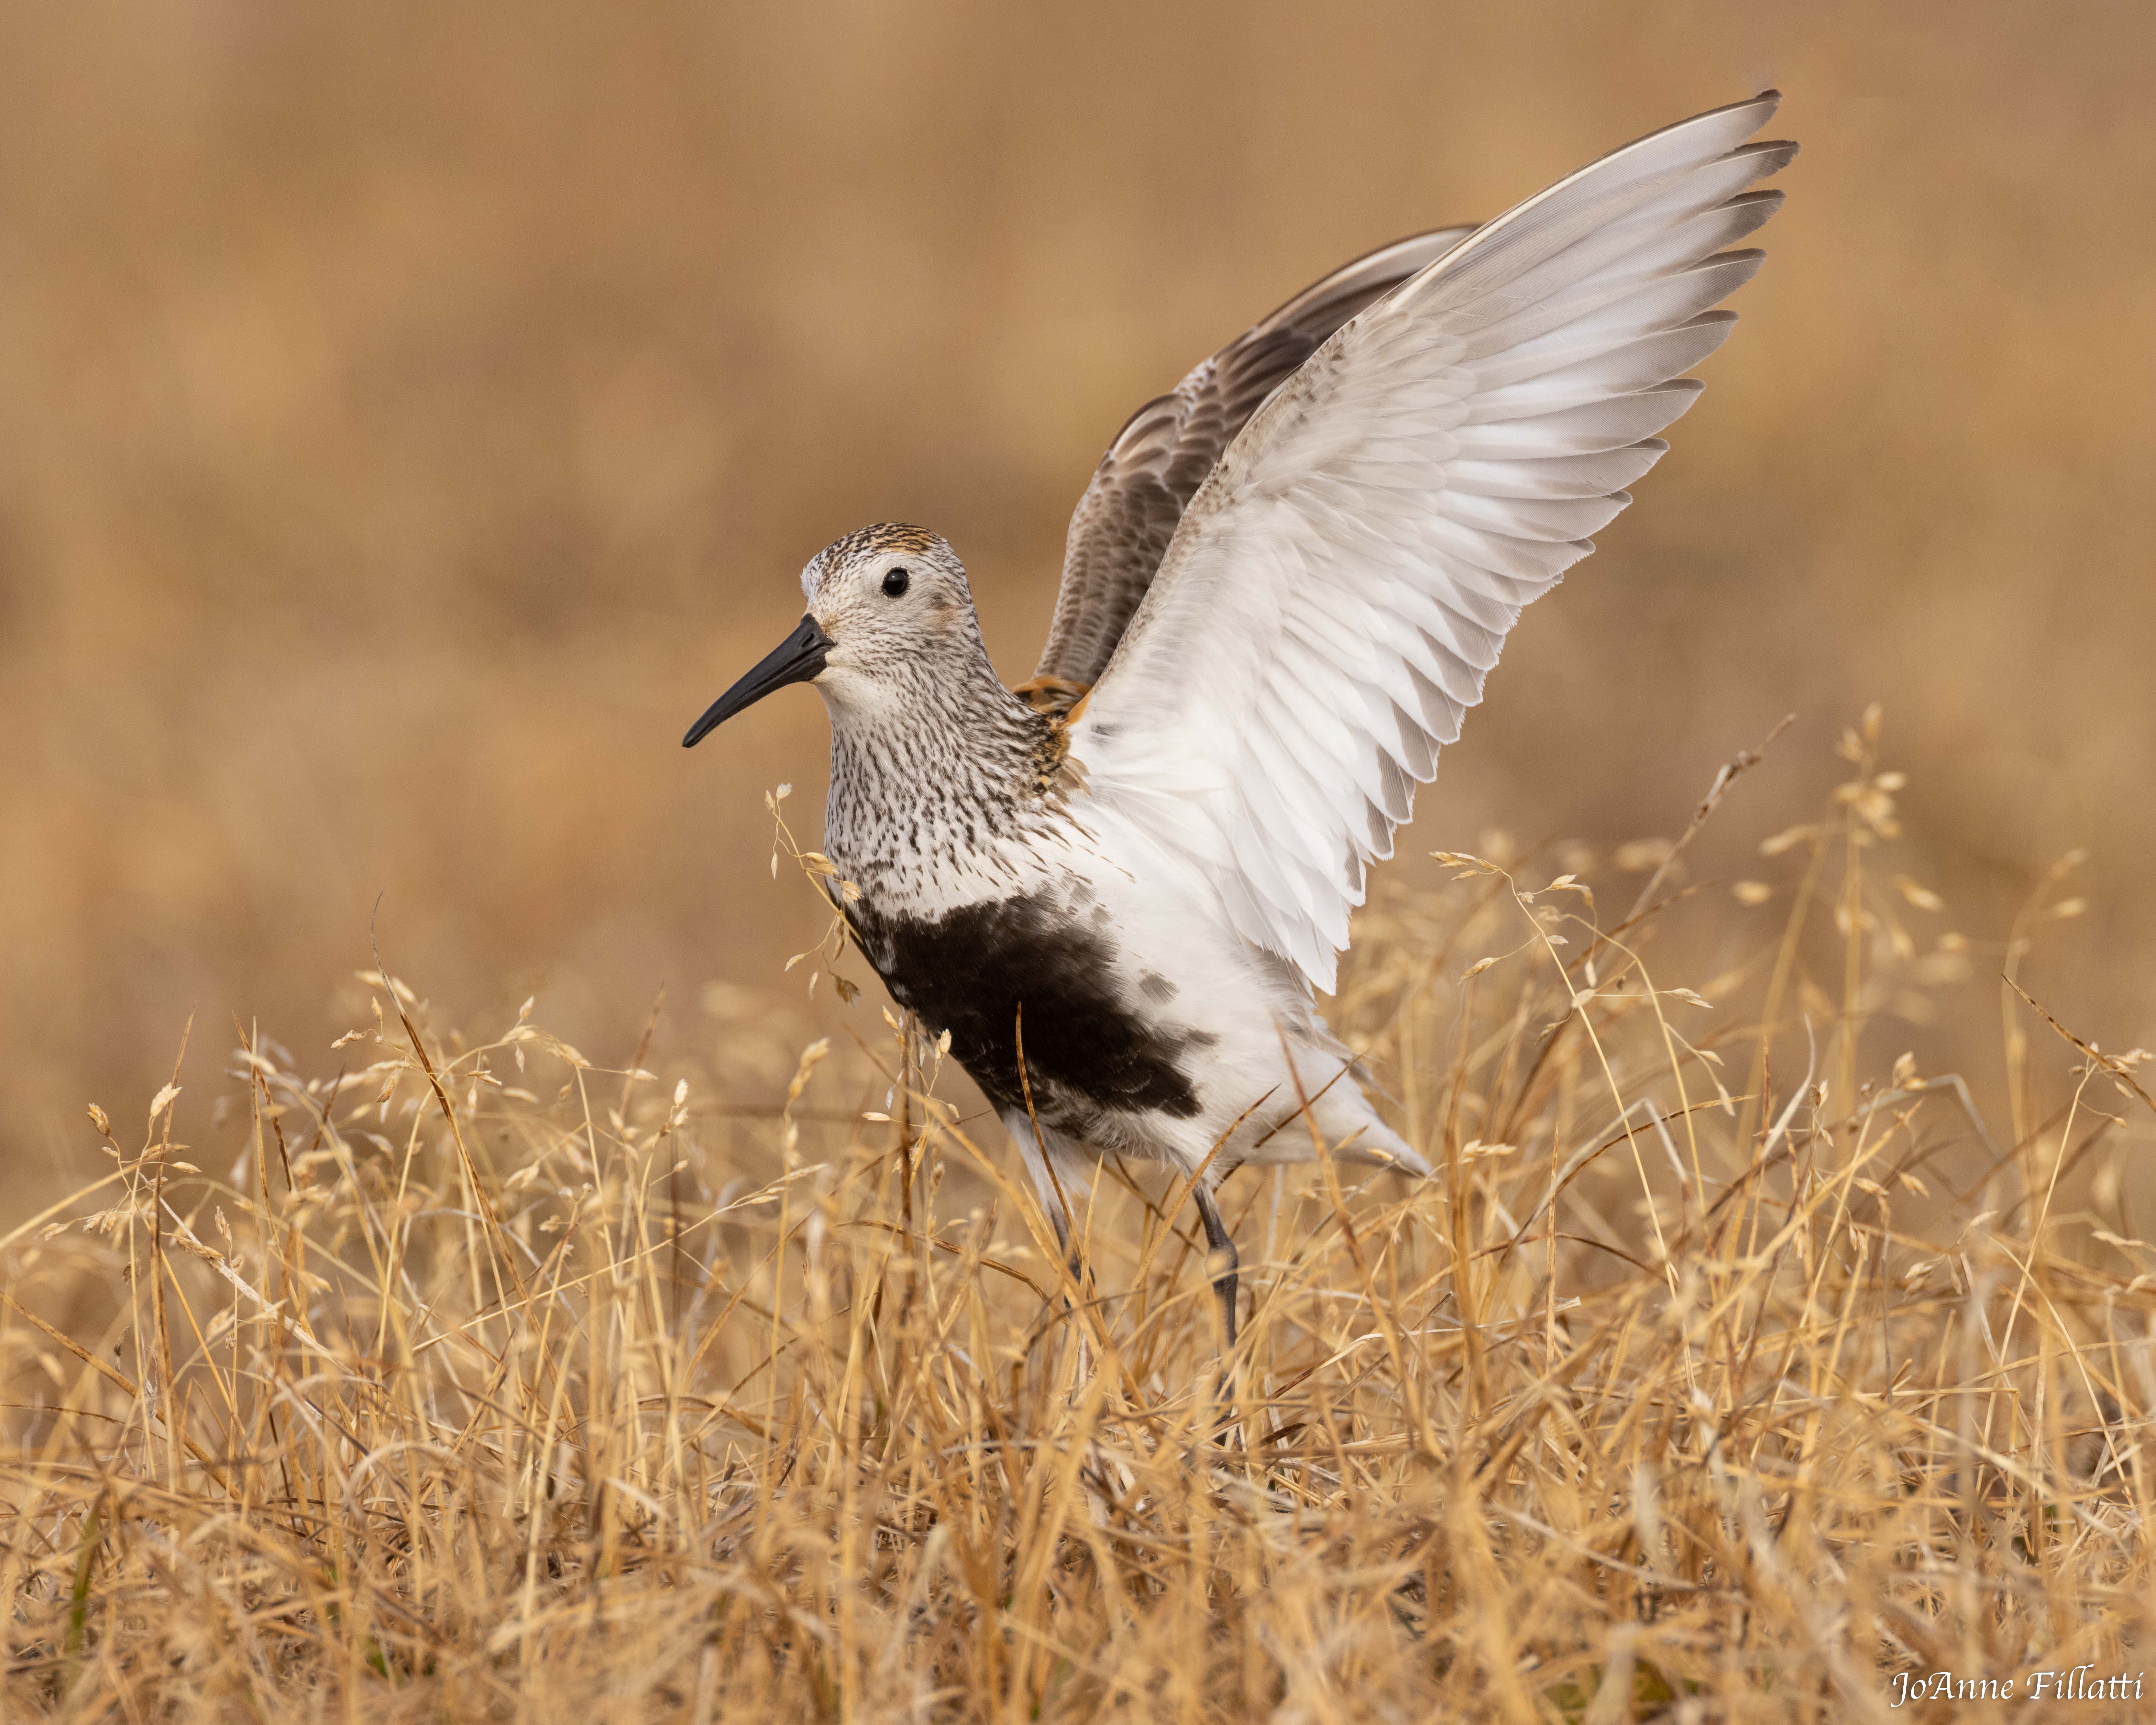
(682, 614, 835, 747)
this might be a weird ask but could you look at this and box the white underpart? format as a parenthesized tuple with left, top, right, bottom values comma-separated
(1071, 94, 1792, 991)
(986, 808, 1429, 1218)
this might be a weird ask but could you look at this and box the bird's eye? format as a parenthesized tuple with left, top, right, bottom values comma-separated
(881, 567, 910, 598)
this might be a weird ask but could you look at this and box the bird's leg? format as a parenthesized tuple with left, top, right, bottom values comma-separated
(1041, 1192, 1071, 1257)
(1191, 1184, 1239, 1351)
(1032, 1178, 1098, 1338)
(1016, 1113, 1096, 1326)
(1044, 1202, 1092, 1306)
(1035, 1191, 1102, 1385)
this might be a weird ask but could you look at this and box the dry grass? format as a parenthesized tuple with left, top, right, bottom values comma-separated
(5, 716, 2154, 1722)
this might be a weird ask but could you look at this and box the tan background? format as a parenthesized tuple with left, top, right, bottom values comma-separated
(1, 1, 2150, 1211)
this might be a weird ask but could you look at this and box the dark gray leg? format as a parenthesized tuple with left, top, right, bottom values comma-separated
(1038, 1201, 1094, 1312)
(1063, 1239, 1091, 1305)
(1016, 1119, 1088, 1301)
(1191, 1184, 1239, 1350)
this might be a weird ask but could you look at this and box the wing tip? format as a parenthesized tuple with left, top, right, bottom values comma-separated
(1727, 187, 1789, 215)
(1654, 88, 1786, 146)
(1723, 88, 1784, 122)
(1737, 138, 1802, 176)
(1639, 92, 1794, 179)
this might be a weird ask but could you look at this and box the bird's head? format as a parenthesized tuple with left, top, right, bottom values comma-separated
(682, 523, 983, 746)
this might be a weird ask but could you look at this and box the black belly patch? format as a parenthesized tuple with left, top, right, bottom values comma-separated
(847, 892, 1204, 1127)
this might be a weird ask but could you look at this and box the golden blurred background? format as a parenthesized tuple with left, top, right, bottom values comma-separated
(2, 1, 2150, 1214)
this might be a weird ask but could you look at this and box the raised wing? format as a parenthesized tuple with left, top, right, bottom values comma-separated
(1071, 93, 1793, 990)
(1024, 226, 1480, 711)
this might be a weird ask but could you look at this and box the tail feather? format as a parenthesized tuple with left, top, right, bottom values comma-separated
(1241, 1073, 1430, 1176)
(1330, 1110, 1431, 1178)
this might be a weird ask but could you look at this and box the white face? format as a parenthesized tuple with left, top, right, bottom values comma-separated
(682, 522, 983, 748)
(800, 526, 979, 714)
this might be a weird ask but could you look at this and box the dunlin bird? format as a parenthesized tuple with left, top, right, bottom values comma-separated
(686, 94, 1793, 1345)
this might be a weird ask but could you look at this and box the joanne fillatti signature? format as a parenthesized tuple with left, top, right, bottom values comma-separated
(1888, 1665, 2144, 1706)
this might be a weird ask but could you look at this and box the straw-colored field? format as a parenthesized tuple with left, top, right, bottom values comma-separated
(3, 2, 2152, 1208)
(6, 717, 2151, 1720)
(4, 4, 2154, 1718)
